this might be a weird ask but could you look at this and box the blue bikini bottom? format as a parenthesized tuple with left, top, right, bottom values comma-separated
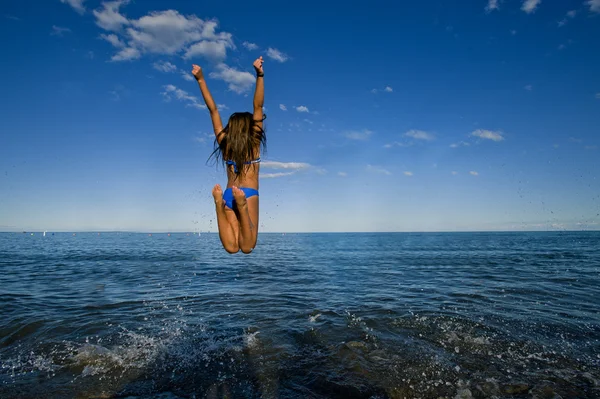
(223, 187, 259, 209)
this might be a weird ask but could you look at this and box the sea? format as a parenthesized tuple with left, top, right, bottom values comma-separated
(0, 231, 598, 399)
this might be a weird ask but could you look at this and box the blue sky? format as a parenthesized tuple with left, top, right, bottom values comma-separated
(1, 0, 599, 232)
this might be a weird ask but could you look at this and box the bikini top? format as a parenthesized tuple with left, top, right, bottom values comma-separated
(226, 158, 261, 173)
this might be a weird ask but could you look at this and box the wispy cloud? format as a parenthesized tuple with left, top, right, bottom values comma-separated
(451, 171, 458, 175)
(100, 33, 125, 48)
(470, 171, 479, 176)
(295, 105, 309, 113)
(450, 141, 470, 148)
(261, 172, 296, 179)
(338, 172, 347, 177)
(161, 84, 206, 110)
(153, 60, 177, 73)
(403, 171, 413, 176)
(279, 104, 287, 111)
(193, 132, 213, 145)
(108, 84, 129, 102)
(558, 10, 577, 26)
(266, 47, 288, 62)
(209, 63, 255, 94)
(242, 41, 258, 50)
(485, 0, 500, 12)
(260, 160, 312, 178)
(595, 92, 600, 99)
(60, 0, 86, 14)
(344, 129, 374, 140)
(181, 71, 195, 81)
(524, 84, 533, 91)
(371, 86, 394, 94)
(521, 0, 541, 14)
(585, 145, 598, 150)
(367, 164, 391, 175)
(5, 14, 21, 21)
(51, 25, 71, 36)
(384, 141, 413, 148)
(471, 129, 504, 142)
(405, 129, 435, 141)
(261, 161, 311, 170)
(94, 3, 235, 63)
(587, 0, 600, 13)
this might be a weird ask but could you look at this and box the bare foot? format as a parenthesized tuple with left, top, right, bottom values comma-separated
(231, 186, 247, 209)
(212, 184, 224, 207)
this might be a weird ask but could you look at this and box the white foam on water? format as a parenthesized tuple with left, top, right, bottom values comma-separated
(309, 313, 321, 323)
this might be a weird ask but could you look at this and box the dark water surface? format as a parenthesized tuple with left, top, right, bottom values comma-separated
(0, 232, 599, 398)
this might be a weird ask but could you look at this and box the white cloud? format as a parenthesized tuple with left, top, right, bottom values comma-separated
(181, 71, 195, 81)
(51, 25, 71, 36)
(470, 171, 479, 176)
(93, 0, 130, 32)
(344, 129, 374, 140)
(511, 30, 517, 35)
(451, 171, 458, 175)
(112, 47, 141, 61)
(261, 172, 296, 179)
(367, 165, 391, 176)
(471, 129, 504, 142)
(209, 63, 255, 94)
(403, 171, 413, 176)
(595, 92, 600, 99)
(404, 129, 435, 141)
(303, 119, 313, 124)
(521, 0, 541, 14)
(94, 3, 234, 62)
(485, 0, 500, 12)
(266, 47, 288, 62)
(161, 84, 206, 110)
(524, 84, 533, 91)
(60, 0, 85, 14)
(384, 86, 393, 92)
(338, 172, 347, 177)
(260, 161, 312, 178)
(587, 0, 600, 13)
(153, 60, 177, 73)
(261, 161, 311, 170)
(100, 33, 125, 48)
(184, 40, 232, 61)
(5, 15, 21, 21)
(585, 145, 598, 150)
(279, 104, 287, 111)
(295, 105, 309, 112)
(371, 89, 378, 94)
(450, 141, 470, 148)
(242, 41, 258, 50)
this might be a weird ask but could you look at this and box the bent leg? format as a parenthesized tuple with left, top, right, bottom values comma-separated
(232, 186, 259, 254)
(212, 184, 239, 254)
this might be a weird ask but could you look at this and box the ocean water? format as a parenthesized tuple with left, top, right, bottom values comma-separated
(0, 232, 599, 399)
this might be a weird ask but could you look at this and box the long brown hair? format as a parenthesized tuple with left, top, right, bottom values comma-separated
(208, 112, 266, 177)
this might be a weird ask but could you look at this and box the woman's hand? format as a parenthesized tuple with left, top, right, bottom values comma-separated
(253, 56, 264, 77)
(191, 64, 204, 82)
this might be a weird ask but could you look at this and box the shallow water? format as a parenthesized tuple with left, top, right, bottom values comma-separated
(0, 232, 599, 398)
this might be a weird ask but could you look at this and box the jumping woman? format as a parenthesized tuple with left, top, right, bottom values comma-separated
(192, 57, 266, 254)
